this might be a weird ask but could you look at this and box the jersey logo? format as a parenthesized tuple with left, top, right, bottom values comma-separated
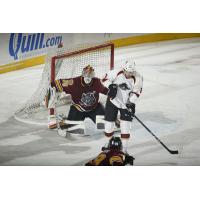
(118, 83, 130, 90)
(80, 91, 96, 107)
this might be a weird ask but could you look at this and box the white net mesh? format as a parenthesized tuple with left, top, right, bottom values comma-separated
(14, 42, 114, 125)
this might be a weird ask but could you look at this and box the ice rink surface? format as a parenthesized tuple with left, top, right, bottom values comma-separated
(0, 38, 200, 166)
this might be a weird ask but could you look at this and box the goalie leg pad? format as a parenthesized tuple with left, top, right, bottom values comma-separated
(46, 86, 56, 109)
(48, 115, 57, 129)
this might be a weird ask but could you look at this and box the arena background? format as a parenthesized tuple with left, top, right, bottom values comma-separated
(1, 33, 200, 74)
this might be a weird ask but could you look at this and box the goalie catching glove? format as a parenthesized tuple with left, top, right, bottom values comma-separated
(107, 84, 118, 99)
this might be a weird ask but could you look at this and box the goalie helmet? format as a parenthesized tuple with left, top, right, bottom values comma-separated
(108, 136, 123, 150)
(82, 65, 95, 84)
(123, 60, 136, 77)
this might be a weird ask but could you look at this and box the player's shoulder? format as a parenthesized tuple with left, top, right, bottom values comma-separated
(93, 77, 100, 81)
(134, 69, 142, 77)
(61, 78, 74, 87)
(73, 76, 82, 81)
(135, 71, 143, 81)
(92, 77, 103, 84)
(71, 76, 82, 84)
(107, 68, 123, 77)
(112, 68, 123, 74)
(62, 76, 83, 86)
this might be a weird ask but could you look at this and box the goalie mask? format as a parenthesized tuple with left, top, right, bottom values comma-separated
(123, 60, 136, 78)
(82, 65, 95, 84)
(108, 136, 123, 150)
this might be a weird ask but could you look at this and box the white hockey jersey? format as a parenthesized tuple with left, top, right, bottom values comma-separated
(103, 68, 143, 109)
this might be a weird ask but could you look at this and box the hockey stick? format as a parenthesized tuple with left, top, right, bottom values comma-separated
(134, 115, 179, 154)
(115, 98, 179, 154)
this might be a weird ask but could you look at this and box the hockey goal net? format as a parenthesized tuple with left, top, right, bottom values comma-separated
(14, 42, 114, 125)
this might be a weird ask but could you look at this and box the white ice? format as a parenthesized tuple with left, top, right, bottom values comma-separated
(0, 38, 200, 165)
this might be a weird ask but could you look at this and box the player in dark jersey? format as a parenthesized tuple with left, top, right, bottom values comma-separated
(85, 136, 134, 166)
(52, 65, 108, 123)
(47, 65, 116, 128)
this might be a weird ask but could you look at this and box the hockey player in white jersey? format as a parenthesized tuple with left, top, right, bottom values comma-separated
(103, 60, 143, 155)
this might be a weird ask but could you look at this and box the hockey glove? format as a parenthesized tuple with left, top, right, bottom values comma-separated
(124, 154, 135, 166)
(126, 103, 135, 116)
(108, 84, 118, 99)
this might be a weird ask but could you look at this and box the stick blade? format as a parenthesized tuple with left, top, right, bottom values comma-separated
(169, 150, 179, 154)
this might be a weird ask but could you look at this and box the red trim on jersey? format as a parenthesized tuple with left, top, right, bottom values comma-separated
(104, 132, 114, 137)
(117, 71, 124, 76)
(125, 74, 135, 82)
(121, 133, 130, 139)
(102, 74, 108, 82)
(118, 70, 136, 83)
(129, 91, 140, 98)
(132, 76, 136, 83)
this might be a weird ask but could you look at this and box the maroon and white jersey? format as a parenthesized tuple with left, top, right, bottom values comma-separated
(103, 68, 143, 109)
(52, 76, 108, 112)
(85, 149, 125, 166)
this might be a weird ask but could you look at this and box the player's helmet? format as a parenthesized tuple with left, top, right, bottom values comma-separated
(123, 60, 136, 77)
(82, 65, 95, 84)
(108, 136, 123, 150)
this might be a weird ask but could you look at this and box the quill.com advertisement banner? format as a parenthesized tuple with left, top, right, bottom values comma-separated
(0, 33, 139, 66)
(0, 33, 62, 65)
(9, 33, 63, 60)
